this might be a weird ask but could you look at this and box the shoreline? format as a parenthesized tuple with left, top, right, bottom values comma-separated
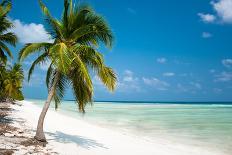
(5, 100, 224, 155)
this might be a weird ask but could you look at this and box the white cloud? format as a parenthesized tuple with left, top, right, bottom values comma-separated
(212, 0, 232, 23)
(198, 13, 216, 23)
(93, 70, 141, 93)
(222, 59, 232, 68)
(199, 0, 232, 24)
(117, 81, 141, 92)
(143, 77, 170, 91)
(117, 70, 140, 92)
(123, 70, 136, 82)
(163, 72, 175, 77)
(11, 19, 53, 44)
(176, 82, 202, 93)
(93, 70, 139, 93)
(157, 57, 167, 64)
(215, 72, 232, 82)
(202, 32, 212, 38)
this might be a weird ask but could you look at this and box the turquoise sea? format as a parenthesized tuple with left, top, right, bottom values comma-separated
(28, 99, 232, 154)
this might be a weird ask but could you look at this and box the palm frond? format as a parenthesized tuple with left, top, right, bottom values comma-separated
(72, 4, 93, 29)
(73, 44, 104, 70)
(39, 0, 63, 39)
(0, 41, 13, 58)
(49, 42, 72, 73)
(98, 66, 117, 91)
(70, 12, 113, 48)
(46, 62, 54, 89)
(53, 73, 68, 110)
(0, 0, 11, 17)
(0, 17, 13, 33)
(71, 72, 93, 113)
(0, 32, 18, 46)
(72, 51, 93, 90)
(62, 0, 69, 28)
(18, 43, 51, 61)
(0, 48, 7, 64)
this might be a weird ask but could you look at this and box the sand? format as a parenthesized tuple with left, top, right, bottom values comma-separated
(11, 100, 224, 155)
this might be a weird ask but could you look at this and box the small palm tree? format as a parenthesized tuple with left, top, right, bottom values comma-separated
(19, 0, 117, 142)
(0, 0, 17, 65)
(0, 64, 24, 101)
(3, 64, 24, 100)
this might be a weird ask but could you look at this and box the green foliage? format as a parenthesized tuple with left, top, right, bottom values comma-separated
(0, 64, 24, 101)
(0, 0, 17, 64)
(19, 0, 117, 112)
(0, 0, 23, 101)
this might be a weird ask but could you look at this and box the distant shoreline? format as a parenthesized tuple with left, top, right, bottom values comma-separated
(26, 98, 232, 104)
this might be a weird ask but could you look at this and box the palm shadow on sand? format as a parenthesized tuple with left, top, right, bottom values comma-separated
(46, 131, 108, 150)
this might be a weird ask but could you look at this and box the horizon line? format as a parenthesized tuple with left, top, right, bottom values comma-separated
(25, 98, 232, 103)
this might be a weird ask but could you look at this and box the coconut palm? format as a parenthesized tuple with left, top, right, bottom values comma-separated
(3, 64, 24, 100)
(19, 0, 117, 142)
(0, 0, 17, 65)
(0, 64, 24, 101)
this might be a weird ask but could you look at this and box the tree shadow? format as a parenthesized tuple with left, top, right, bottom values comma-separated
(0, 117, 12, 124)
(0, 110, 13, 124)
(46, 131, 108, 150)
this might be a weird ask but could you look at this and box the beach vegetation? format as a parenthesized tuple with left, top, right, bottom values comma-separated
(0, 0, 17, 65)
(0, 0, 23, 102)
(0, 63, 24, 101)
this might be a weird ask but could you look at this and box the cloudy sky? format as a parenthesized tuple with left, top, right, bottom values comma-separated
(8, 0, 232, 101)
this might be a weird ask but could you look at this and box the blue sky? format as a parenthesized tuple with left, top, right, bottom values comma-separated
(8, 0, 232, 101)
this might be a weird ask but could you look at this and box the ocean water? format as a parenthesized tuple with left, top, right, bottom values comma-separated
(28, 99, 232, 154)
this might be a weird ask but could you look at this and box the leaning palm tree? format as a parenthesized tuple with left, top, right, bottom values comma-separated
(19, 0, 117, 142)
(0, 0, 17, 65)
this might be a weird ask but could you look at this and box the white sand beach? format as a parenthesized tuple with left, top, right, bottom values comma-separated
(11, 100, 224, 155)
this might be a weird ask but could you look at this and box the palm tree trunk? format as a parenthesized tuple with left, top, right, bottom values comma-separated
(34, 73, 59, 142)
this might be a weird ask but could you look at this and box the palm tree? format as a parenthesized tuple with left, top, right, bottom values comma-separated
(0, 0, 17, 65)
(19, 0, 117, 142)
(0, 63, 24, 101)
(3, 64, 24, 100)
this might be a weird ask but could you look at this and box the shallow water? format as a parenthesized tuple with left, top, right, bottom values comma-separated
(28, 99, 232, 154)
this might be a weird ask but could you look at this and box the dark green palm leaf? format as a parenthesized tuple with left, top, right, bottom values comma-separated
(0, 32, 17, 46)
(0, 41, 13, 58)
(0, 0, 16, 63)
(19, 43, 51, 61)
